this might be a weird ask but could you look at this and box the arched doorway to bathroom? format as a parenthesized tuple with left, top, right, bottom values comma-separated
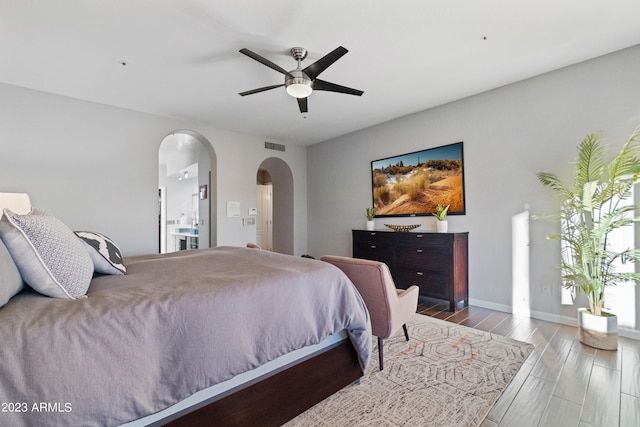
(158, 130, 217, 253)
(256, 157, 294, 255)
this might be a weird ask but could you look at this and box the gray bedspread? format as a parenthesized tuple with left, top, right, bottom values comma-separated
(0, 247, 371, 427)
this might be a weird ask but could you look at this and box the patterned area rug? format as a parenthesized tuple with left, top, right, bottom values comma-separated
(286, 314, 534, 427)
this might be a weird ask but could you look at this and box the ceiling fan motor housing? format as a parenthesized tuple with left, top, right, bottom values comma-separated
(285, 69, 312, 98)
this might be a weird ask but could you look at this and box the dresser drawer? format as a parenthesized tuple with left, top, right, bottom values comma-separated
(395, 271, 448, 299)
(353, 230, 393, 245)
(352, 231, 394, 266)
(395, 248, 448, 272)
(395, 232, 451, 249)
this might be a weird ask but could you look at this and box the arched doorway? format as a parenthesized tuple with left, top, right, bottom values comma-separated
(158, 130, 216, 253)
(256, 158, 294, 255)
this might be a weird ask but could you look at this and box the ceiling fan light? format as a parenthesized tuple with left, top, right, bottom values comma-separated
(285, 80, 313, 98)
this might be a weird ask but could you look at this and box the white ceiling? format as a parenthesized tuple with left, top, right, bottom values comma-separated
(2, 0, 640, 146)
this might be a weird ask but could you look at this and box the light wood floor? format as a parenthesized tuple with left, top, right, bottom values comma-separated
(417, 297, 640, 427)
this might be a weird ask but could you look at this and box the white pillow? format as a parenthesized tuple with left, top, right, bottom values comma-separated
(0, 208, 93, 299)
(75, 231, 126, 275)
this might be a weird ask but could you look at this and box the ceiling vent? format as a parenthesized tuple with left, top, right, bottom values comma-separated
(265, 141, 285, 152)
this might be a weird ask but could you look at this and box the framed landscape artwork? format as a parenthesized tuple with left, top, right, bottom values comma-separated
(371, 142, 466, 217)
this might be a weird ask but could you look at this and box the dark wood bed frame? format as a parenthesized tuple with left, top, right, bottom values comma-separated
(157, 339, 362, 426)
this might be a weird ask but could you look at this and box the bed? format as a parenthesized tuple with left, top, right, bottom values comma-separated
(0, 193, 372, 426)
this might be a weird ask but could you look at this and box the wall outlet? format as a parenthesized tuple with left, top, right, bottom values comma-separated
(243, 217, 256, 226)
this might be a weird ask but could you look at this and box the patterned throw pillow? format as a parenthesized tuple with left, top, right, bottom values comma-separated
(0, 208, 93, 299)
(75, 231, 126, 275)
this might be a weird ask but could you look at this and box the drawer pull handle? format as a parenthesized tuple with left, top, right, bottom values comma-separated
(370, 232, 376, 236)
(416, 249, 423, 253)
(370, 245, 376, 249)
(416, 234, 423, 238)
(416, 272, 424, 276)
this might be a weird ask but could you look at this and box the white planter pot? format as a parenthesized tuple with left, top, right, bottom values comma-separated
(365, 220, 375, 231)
(577, 307, 618, 350)
(436, 220, 448, 233)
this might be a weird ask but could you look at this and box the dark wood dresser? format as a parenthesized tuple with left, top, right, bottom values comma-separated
(352, 229, 468, 311)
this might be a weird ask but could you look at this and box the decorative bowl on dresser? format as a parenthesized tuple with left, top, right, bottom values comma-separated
(352, 229, 468, 311)
(383, 224, 421, 232)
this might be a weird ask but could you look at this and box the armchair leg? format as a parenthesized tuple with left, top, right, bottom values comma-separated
(378, 336, 384, 370)
(403, 323, 409, 341)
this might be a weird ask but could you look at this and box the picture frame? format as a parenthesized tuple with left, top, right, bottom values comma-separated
(370, 142, 466, 217)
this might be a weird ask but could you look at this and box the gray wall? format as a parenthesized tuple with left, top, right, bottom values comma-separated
(0, 83, 308, 256)
(307, 44, 640, 336)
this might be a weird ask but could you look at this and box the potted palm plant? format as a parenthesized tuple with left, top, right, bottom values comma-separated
(537, 125, 640, 350)
(365, 207, 376, 231)
(433, 204, 449, 232)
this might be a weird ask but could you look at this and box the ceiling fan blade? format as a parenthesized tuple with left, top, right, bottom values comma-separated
(239, 48, 293, 78)
(313, 79, 364, 96)
(303, 46, 348, 80)
(297, 97, 308, 114)
(238, 84, 284, 96)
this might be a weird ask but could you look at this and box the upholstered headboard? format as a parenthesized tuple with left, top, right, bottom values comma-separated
(0, 193, 31, 307)
(0, 193, 32, 215)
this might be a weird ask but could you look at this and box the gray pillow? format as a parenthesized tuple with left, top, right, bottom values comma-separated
(0, 237, 24, 307)
(0, 208, 93, 299)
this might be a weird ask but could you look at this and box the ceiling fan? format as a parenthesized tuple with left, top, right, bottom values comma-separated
(238, 46, 364, 114)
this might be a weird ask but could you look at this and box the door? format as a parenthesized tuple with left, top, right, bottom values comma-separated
(256, 184, 273, 251)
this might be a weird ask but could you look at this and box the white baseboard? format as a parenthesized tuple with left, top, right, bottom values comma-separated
(468, 298, 640, 341)
(468, 298, 512, 314)
(619, 327, 640, 341)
